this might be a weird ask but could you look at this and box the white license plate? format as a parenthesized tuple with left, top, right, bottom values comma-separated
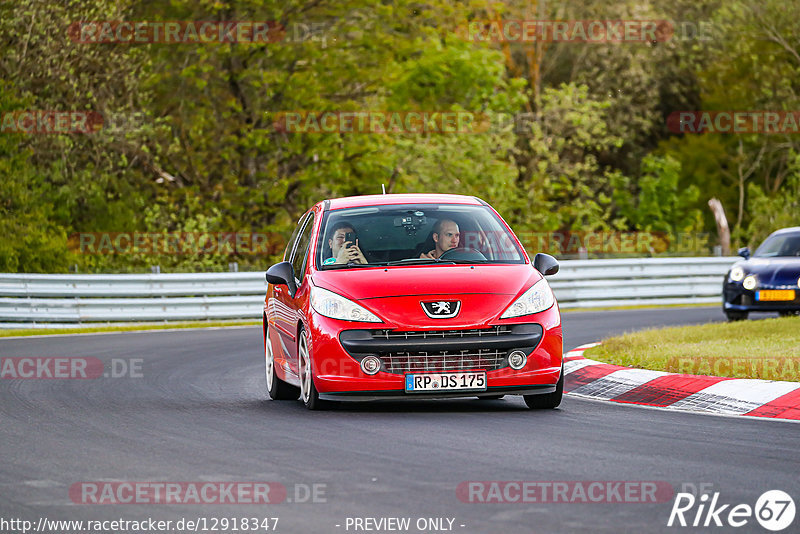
(405, 371, 486, 393)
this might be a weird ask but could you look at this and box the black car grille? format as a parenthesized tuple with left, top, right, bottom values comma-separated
(371, 327, 511, 374)
(372, 326, 511, 340)
(379, 349, 506, 374)
(339, 324, 543, 375)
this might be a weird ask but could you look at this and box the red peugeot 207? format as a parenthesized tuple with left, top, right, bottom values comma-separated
(264, 194, 563, 410)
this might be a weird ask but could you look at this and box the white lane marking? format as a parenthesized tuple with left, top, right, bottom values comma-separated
(566, 393, 800, 424)
(670, 379, 800, 415)
(569, 368, 669, 400)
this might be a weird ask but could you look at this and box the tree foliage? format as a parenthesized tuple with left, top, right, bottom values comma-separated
(0, 0, 797, 271)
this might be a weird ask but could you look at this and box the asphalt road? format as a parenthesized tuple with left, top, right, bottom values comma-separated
(1, 307, 796, 534)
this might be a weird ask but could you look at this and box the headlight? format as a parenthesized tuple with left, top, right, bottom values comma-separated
(743, 275, 757, 291)
(729, 266, 745, 282)
(310, 286, 381, 323)
(797, 277, 800, 288)
(500, 278, 555, 318)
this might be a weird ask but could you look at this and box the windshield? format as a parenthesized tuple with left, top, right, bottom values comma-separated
(754, 232, 800, 257)
(316, 203, 525, 269)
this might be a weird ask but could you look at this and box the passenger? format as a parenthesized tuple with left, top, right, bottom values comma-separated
(324, 221, 368, 265)
(420, 219, 460, 259)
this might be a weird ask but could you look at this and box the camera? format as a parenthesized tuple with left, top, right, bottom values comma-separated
(393, 211, 427, 236)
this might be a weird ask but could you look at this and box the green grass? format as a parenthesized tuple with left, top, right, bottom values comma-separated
(584, 315, 800, 382)
(0, 320, 260, 338)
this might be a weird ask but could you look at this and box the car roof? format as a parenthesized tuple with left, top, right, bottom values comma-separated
(325, 193, 484, 210)
(769, 226, 800, 236)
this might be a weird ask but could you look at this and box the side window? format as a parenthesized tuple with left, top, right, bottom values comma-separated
(283, 216, 308, 261)
(284, 213, 309, 261)
(291, 213, 315, 283)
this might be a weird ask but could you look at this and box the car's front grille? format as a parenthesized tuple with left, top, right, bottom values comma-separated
(372, 325, 511, 340)
(379, 349, 506, 374)
(338, 324, 542, 375)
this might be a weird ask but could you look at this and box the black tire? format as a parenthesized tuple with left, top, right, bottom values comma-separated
(778, 310, 799, 317)
(298, 328, 329, 410)
(725, 310, 748, 321)
(265, 323, 300, 400)
(523, 365, 563, 409)
(477, 395, 505, 400)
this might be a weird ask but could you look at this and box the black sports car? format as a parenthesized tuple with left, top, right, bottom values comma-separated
(723, 227, 800, 321)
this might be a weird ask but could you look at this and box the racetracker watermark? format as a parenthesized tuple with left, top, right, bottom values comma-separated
(667, 111, 800, 134)
(68, 21, 285, 44)
(468, 231, 710, 255)
(69, 232, 284, 256)
(69, 482, 327, 504)
(272, 111, 489, 134)
(0, 358, 142, 379)
(456, 481, 674, 503)
(273, 110, 651, 135)
(0, 111, 103, 134)
(666, 357, 800, 381)
(457, 20, 672, 43)
(517, 231, 671, 255)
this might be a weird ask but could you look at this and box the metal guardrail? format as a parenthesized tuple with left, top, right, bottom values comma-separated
(550, 257, 737, 309)
(0, 257, 738, 328)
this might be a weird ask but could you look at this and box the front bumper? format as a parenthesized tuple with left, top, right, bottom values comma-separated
(723, 281, 800, 312)
(306, 307, 563, 399)
(319, 384, 556, 402)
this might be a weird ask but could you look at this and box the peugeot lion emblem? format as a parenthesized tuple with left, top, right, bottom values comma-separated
(421, 300, 461, 319)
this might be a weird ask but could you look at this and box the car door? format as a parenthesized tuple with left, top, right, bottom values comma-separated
(273, 211, 315, 379)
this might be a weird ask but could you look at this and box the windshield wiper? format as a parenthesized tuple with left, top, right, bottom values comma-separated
(385, 258, 457, 266)
(324, 262, 383, 269)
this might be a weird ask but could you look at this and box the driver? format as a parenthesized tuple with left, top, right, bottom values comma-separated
(324, 221, 368, 265)
(420, 219, 460, 259)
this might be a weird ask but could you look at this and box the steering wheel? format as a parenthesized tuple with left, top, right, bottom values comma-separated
(438, 247, 487, 262)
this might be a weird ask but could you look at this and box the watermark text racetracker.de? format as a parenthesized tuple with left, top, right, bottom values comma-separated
(0, 516, 279, 533)
(0, 357, 142, 379)
(1, 111, 145, 135)
(667, 356, 800, 381)
(70, 230, 713, 257)
(69, 232, 284, 256)
(667, 111, 800, 134)
(457, 480, 674, 503)
(70, 481, 326, 505)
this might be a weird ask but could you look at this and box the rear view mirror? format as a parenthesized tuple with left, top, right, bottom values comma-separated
(266, 261, 297, 298)
(737, 247, 751, 259)
(533, 253, 559, 276)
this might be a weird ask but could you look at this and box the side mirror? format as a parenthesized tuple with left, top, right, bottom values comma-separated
(266, 261, 297, 298)
(533, 253, 559, 276)
(737, 247, 751, 259)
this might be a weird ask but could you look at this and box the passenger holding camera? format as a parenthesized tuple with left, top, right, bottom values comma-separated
(324, 222, 368, 265)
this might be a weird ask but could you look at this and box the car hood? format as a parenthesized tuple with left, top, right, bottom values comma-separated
(312, 264, 540, 300)
(736, 258, 800, 286)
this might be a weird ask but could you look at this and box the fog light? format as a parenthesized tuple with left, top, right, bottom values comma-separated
(743, 275, 757, 291)
(360, 355, 381, 375)
(508, 350, 527, 370)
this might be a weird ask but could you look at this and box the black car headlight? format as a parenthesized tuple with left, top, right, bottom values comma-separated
(729, 266, 745, 282)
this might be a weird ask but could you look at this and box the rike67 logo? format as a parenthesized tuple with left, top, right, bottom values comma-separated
(668, 490, 795, 531)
